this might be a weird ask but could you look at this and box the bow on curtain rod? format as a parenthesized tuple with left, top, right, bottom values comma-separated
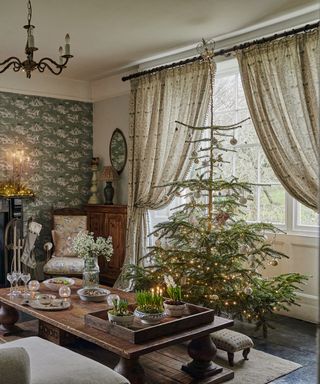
(122, 21, 319, 82)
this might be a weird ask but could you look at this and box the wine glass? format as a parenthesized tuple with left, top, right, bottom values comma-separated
(6, 273, 15, 297)
(11, 271, 21, 296)
(21, 273, 31, 298)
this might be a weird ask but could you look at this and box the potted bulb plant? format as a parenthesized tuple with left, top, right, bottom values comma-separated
(134, 290, 165, 325)
(108, 299, 134, 327)
(163, 275, 187, 317)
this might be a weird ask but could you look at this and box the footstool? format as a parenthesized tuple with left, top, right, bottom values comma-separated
(211, 329, 254, 367)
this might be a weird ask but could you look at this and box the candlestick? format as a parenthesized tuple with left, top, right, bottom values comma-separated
(13, 224, 17, 271)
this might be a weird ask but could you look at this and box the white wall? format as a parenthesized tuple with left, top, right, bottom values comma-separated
(93, 91, 130, 205)
(263, 233, 318, 323)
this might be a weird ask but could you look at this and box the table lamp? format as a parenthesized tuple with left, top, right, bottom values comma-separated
(101, 166, 116, 205)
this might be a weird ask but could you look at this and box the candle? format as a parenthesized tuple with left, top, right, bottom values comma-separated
(28, 29, 34, 48)
(13, 224, 17, 271)
(59, 46, 63, 65)
(65, 34, 71, 55)
(151, 288, 154, 296)
(59, 286, 71, 299)
(17, 238, 21, 273)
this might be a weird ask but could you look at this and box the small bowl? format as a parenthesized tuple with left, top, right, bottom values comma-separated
(43, 277, 75, 291)
(35, 294, 56, 306)
(77, 288, 110, 302)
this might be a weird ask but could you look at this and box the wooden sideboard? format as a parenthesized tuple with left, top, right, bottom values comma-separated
(85, 205, 127, 286)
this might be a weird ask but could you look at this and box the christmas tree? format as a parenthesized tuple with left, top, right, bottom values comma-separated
(126, 40, 307, 336)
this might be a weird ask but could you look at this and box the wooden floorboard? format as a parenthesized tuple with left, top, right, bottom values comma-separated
(142, 346, 234, 384)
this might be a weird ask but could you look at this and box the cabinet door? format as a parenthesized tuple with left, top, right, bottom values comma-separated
(87, 213, 104, 236)
(103, 213, 126, 280)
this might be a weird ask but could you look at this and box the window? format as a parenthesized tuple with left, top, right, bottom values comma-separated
(149, 60, 318, 237)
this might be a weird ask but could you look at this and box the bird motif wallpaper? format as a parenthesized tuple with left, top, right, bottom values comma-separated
(0, 91, 93, 264)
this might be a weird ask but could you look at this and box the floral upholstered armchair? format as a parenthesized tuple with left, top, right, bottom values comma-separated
(43, 209, 87, 277)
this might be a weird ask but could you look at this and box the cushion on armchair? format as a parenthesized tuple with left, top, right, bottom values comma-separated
(43, 256, 84, 275)
(53, 215, 87, 233)
(0, 347, 30, 384)
(51, 230, 78, 257)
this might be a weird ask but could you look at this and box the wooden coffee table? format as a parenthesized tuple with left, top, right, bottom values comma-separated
(0, 279, 234, 384)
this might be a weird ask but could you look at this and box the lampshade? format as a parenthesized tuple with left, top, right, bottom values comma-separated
(101, 166, 115, 182)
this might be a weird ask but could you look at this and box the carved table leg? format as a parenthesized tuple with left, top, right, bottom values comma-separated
(0, 303, 19, 335)
(114, 357, 146, 384)
(182, 335, 223, 379)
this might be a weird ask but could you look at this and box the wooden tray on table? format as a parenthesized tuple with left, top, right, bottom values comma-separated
(85, 302, 214, 344)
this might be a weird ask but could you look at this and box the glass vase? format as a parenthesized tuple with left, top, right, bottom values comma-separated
(82, 256, 100, 288)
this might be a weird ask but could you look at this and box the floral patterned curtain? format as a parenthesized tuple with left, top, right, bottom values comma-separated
(237, 28, 319, 210)
(116, 61, 211, 287)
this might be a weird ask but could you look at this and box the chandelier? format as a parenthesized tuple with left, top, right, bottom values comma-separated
(0, 0, 73, 79)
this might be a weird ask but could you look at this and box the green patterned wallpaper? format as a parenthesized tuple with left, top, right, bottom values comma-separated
(0, 91, 93, 260)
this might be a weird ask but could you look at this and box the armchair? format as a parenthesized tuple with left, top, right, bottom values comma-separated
(43, 208, 87, 277)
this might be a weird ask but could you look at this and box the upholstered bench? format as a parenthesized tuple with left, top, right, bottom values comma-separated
(211, 329, 254, 366)
(0, 336, 129, 384)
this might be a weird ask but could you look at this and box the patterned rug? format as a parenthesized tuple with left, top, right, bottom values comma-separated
(1, 320, 302, 384)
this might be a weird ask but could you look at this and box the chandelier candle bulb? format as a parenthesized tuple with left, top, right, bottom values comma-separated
(59, 46, 63, 64)
(28, 29, 34, 48)
(65, 34, 71, 55)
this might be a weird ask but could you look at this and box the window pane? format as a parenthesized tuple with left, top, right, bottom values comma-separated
(237, 74, 247, 109)
(260, 185, 286, 224)
(235, 147, 258, 183)
(238, 186, 258, 222)
(298, 203, 319, 226)
(213, 111, 236, 126)
(260, 151, 279, 184)
(236, 109, 259, 145)
(214, 75, 236, 112)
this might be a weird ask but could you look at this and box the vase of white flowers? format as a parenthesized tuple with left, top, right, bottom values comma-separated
(73, 232, 113, 288)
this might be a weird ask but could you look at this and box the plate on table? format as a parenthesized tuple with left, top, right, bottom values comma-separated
(25, 299, 71, 311)
(77, 288, 110, 302)
(43, 277, 75, 291)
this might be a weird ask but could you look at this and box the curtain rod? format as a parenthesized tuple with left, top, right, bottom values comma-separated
(122, 21, 319, 82)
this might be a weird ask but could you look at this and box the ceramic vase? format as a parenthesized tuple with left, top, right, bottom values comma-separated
(163, 301, 187, 317)
(133, 308, 165, 325)
(108, 312, 134, 327)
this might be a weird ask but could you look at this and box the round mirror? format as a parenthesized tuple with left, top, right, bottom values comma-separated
(109, 128, 127, 174)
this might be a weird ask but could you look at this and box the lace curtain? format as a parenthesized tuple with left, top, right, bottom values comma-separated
(237, 28, 319, 210)
(116, 61, 211, 286)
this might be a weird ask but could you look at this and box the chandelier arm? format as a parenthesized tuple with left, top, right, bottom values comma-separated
(0, 57, 22, 74)
(37, 57, 70, 75)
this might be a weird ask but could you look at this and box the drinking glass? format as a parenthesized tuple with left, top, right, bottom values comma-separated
(6, 273, 15, 297)
(11, 271, 22, 296)
(21, 273, 31, 298)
